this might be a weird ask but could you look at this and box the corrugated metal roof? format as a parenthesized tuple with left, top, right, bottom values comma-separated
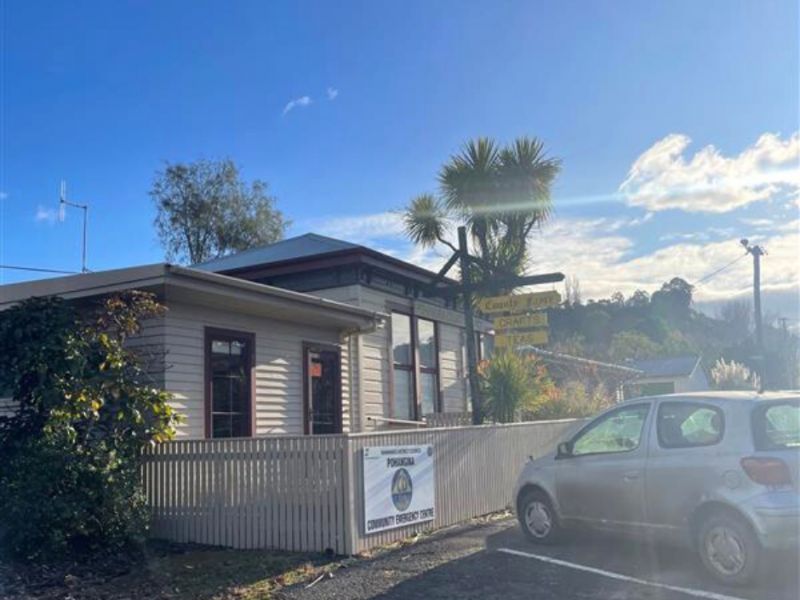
(0, 263, 384, 330)
(193, 233, 363, 272)
(630, 355, 701, 378)
(520, 346, 643, 376)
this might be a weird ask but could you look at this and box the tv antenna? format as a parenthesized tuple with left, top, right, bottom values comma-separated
(59, 180, 89, 273)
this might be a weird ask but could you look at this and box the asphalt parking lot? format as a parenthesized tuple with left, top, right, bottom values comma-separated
(278, 516, 799, 600)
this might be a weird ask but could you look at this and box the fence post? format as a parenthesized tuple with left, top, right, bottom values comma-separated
(341, 435, 359, 555)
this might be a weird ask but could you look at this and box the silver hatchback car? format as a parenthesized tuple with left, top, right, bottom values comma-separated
(513, 391, 800, 585)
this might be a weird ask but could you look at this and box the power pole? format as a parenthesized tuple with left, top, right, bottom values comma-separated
(741, 239, 765, 392)
(458, 226, 483, 424)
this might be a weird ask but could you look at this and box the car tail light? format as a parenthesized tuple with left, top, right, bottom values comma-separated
(740, 457, 792, 486)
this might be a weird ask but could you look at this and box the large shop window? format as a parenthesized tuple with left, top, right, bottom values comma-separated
(391, 312, 440, 420)
(206, 329, 254, 438)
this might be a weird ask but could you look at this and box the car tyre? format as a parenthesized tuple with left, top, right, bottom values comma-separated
(518, 489, 561, 545)
(697, 511, 760, 586)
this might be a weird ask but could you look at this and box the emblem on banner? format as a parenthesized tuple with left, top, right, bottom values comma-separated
(391, 468, 413, 511)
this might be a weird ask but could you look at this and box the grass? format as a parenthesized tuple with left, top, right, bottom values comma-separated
(0, 542, 338, 600)
(1, 512, 516, 598)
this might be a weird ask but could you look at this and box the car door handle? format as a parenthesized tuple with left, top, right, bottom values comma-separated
(623, 471, 640, 481)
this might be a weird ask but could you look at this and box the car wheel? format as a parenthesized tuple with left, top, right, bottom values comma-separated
(698, 512, 760, 586)
(518, 489, 561, 544)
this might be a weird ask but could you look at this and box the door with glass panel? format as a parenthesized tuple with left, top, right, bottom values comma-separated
(205, 328, 254, 438)
(555, 402, 651, 526)
(304, 345, 342, 434)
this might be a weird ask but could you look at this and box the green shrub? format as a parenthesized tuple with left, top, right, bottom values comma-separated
(479, 352, 557, 423)
(529, 380, 614, 420)
(0, 292, 178, 561)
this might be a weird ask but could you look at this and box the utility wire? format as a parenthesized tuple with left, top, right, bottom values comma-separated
(692, 253, 748, 287)
(0, 264, 78, 275)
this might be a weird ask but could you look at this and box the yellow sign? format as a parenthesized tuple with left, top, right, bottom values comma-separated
(493, 312, 548, 331)
(495, 330, 549, 348)
(478, 291, 561, 315)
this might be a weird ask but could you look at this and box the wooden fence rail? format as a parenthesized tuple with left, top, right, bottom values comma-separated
(141, 419, 583, 555)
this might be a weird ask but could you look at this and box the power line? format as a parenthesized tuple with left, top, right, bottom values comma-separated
(692, 253, 748, 287)
(0, 264, 78, 275)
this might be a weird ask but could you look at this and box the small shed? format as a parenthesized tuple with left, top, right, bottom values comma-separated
(623, 355, 710, 398)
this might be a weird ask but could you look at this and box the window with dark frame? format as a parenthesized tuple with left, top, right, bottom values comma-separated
(206, 329, 253, 438)
(657, 402, 724, 448)
(571, 404, 650, 456)
(417, 318, 438, 417)
(391, 311, 440, 420)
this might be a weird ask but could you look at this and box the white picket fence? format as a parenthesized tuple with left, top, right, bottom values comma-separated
(142, 419, 582, 555)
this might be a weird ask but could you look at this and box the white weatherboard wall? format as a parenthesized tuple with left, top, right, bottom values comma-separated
(314, 285, 472, 431)
(677, 365, 710, 392)
(161, 299, 351, 438)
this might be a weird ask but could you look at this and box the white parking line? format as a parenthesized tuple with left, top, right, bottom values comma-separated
(497, 547, 752, 600)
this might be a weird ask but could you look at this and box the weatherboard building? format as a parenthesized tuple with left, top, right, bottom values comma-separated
(0, 234, 493, 438)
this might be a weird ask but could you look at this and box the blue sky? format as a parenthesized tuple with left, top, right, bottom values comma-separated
(1, 1, 798, 318)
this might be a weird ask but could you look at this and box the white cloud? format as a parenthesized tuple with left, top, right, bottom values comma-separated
(522, 216, 799, 313)
(301, 204, 799, 318)
(306, 211, 407, 245)
(35, 205, 59, 224)
(326, 87, 339, 100)
(415, 212, 796, 311)
(659, 232, 710, 242)
(775, 218, 800, 234)
(739, 217, 775, 229)
(620, 132, 800, 213)
(282, 95, 312, 116)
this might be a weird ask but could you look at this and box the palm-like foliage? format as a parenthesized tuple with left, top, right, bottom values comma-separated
(404, 136, 560, 283)
(403, 194, 450, 249)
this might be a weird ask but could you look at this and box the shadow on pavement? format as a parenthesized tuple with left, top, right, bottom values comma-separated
(371, 525, 799, 600)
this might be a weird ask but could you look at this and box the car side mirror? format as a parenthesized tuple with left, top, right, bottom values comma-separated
(556, 441, 573, 459)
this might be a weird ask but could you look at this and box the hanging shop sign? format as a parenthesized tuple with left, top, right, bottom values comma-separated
(493, 312, 548, 331)
(477, 291, 561, 315)
(494, 330, 549, 349)
(363, 445, 435, 534)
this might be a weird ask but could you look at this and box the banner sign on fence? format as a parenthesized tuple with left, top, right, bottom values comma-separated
(363, 445, 435, 534)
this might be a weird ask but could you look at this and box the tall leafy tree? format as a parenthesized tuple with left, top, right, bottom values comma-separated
(151, 159, 288, 264)
(651, 277, 694, 320)
(403, 137, 561, 283)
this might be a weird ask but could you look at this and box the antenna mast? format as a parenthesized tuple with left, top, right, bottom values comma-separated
(59, 180, 89, 273)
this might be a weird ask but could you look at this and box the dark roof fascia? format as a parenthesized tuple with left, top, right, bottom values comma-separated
(217, 247, 459, 287)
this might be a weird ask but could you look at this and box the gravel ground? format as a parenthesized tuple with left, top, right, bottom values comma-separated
(277, 515, 799, 600)
(275, 517, 507, 600)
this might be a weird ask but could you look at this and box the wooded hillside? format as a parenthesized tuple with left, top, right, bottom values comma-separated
(547, 277, 799, 389)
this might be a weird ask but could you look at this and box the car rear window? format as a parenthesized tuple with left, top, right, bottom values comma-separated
(657, 402, 724, 448)
(752, 401, 800, 450)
